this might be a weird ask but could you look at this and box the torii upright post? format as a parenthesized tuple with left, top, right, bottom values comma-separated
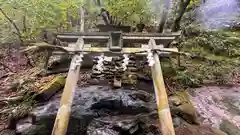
(149, 38, 175, 135)
(51, 7, 85, 135)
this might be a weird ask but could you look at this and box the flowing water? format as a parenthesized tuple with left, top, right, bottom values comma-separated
(190, 86, 240, 134)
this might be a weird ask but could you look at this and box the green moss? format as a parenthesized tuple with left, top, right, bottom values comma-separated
(175, 70, 203, 88)
(173, 27, 240, 87)
(169, 90, 199, 124)
(161, 60, 178, 78)
(39, 76, 66, 91)
(175, 90, 190, 102)
(37, 75, 66, 100)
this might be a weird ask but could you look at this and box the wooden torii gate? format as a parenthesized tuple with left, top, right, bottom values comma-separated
(51, 11, 180, 135)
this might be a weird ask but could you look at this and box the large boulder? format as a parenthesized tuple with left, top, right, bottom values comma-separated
(16, 86, 156, 135)
(15, 86, 227, 135)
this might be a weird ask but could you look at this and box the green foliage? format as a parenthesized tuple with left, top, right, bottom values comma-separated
(187, 0, 201, 9)
(176, 24, 240, 86)
(0, 0, 156, 43)
(181, 26, 240, 57)
(0, 0, 84, 42)
(175, 69, 203, 88)
(104, 0, 153, 25)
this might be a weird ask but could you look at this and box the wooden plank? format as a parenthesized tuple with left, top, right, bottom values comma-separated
(113, 76, 122, 88)
(57, 31, 181, 37)
(57, 35, 176, 45)
(149, 38, 175, 135)
(61, 46, 178, 54)
(57, 35, 177, 40)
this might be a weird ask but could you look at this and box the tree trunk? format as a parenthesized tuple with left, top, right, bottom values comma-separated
(66, 8, 72, 31)
(171, 0, 191, 32)
(201, 0, 206, 4)
(95, 0, 101, 6)
(158, 0, 171, 33)
(23, 11, 27, 33)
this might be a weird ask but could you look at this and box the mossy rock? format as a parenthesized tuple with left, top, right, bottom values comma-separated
(36, 75, 66, 101)
(169, 90, 199, 125)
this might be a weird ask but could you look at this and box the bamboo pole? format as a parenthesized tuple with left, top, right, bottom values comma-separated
(51, 57, 81, 135)
(149, 38, 175, 135)
(51, 7, 85, 135)
(51, 38, 84, 135)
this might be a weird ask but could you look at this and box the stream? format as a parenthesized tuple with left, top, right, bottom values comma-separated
(190, 85, 240, 135)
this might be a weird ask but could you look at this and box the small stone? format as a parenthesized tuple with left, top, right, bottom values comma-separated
(129, 125, 139, 134)
(113, 77, 121, 88)
(129, 55, 136, 61)
(104, 72, 114, 75)
(169, 96, 182, 106)
(104, 56, 113, 62)
(103, 61, 112, 65)
(88, 128, 118, 135)
(92, 70, 102, 75)
(88, 79, 100, 85)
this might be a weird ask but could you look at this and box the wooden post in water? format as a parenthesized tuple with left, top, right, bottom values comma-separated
(51, 8, 85, 135)
(149, 38, 175, 135)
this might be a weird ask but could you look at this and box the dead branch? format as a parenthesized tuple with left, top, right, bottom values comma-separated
(0, 8, 23, 44)
(0, 72, 14, 79)
(0, 62, 14, 72)
(0, 108, 14, 114)
(21, 44, 69, 70)
(0, 96, 23, 103)
(21, 43, 69, 53)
